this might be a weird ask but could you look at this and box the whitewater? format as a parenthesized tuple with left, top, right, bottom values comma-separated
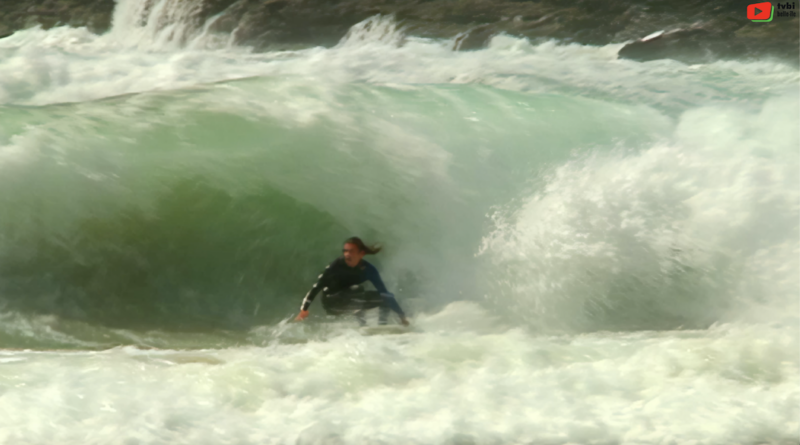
(0, 1, 798, 444)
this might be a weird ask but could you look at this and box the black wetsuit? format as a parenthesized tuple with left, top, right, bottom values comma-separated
(300, 257, 406, 324)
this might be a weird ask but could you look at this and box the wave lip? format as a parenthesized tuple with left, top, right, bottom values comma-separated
(0, 77, 675, 331)
(2, 9, 798, 107)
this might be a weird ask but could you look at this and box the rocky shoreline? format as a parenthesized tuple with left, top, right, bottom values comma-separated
(2, 0, 798, 65)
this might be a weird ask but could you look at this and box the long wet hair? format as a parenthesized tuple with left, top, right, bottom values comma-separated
(344, 236, 382, 255)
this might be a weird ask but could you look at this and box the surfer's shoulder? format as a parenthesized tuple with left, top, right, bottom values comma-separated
(360, 259, 377, 272)
(330, 257, 346, 268)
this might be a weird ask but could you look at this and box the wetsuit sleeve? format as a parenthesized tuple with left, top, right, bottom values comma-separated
(366, 264, 406, 317)
(365, 264, 389, 294)
(301, 264, 333, 311)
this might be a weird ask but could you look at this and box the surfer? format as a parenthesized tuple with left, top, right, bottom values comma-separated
(294, 237, 410, 326)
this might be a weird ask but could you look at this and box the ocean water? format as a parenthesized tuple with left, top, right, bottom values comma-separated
(0, 1, 798, 444)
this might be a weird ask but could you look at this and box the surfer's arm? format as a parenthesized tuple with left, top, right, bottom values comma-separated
(297, 265, 333, 318)
(365, 264, 389, 294)
(367, 265, 409, 325)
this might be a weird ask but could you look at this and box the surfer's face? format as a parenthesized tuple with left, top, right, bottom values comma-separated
(343, 243, 365, 267)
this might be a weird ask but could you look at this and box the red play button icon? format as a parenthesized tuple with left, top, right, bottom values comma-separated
(747, 2, 772, 20)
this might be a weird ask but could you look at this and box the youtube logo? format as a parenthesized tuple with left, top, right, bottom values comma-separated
(748, 2, 774, 21)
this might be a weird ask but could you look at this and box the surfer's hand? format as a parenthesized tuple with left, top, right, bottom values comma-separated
(295, 310, 309, 321)
(400, 317, 410, 326)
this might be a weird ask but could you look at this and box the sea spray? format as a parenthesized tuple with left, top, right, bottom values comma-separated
(479, 96, 799, 332)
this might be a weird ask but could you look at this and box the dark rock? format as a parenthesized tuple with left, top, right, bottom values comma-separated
(0, 0, 116, 35)
(619, 28, 717, 64)
(0, 0, 796, 65)
(620, 18, 799, 65)
(453, 24, 497, 51)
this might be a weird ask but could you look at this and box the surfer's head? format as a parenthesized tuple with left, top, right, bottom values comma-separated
(343, 237, 381, 267)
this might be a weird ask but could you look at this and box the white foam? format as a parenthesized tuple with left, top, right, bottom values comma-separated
(0, 10, 796, 106)
(479, 95, 800, 331)
(0, 306, 796, 444)
(337, 15, 406, 49)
